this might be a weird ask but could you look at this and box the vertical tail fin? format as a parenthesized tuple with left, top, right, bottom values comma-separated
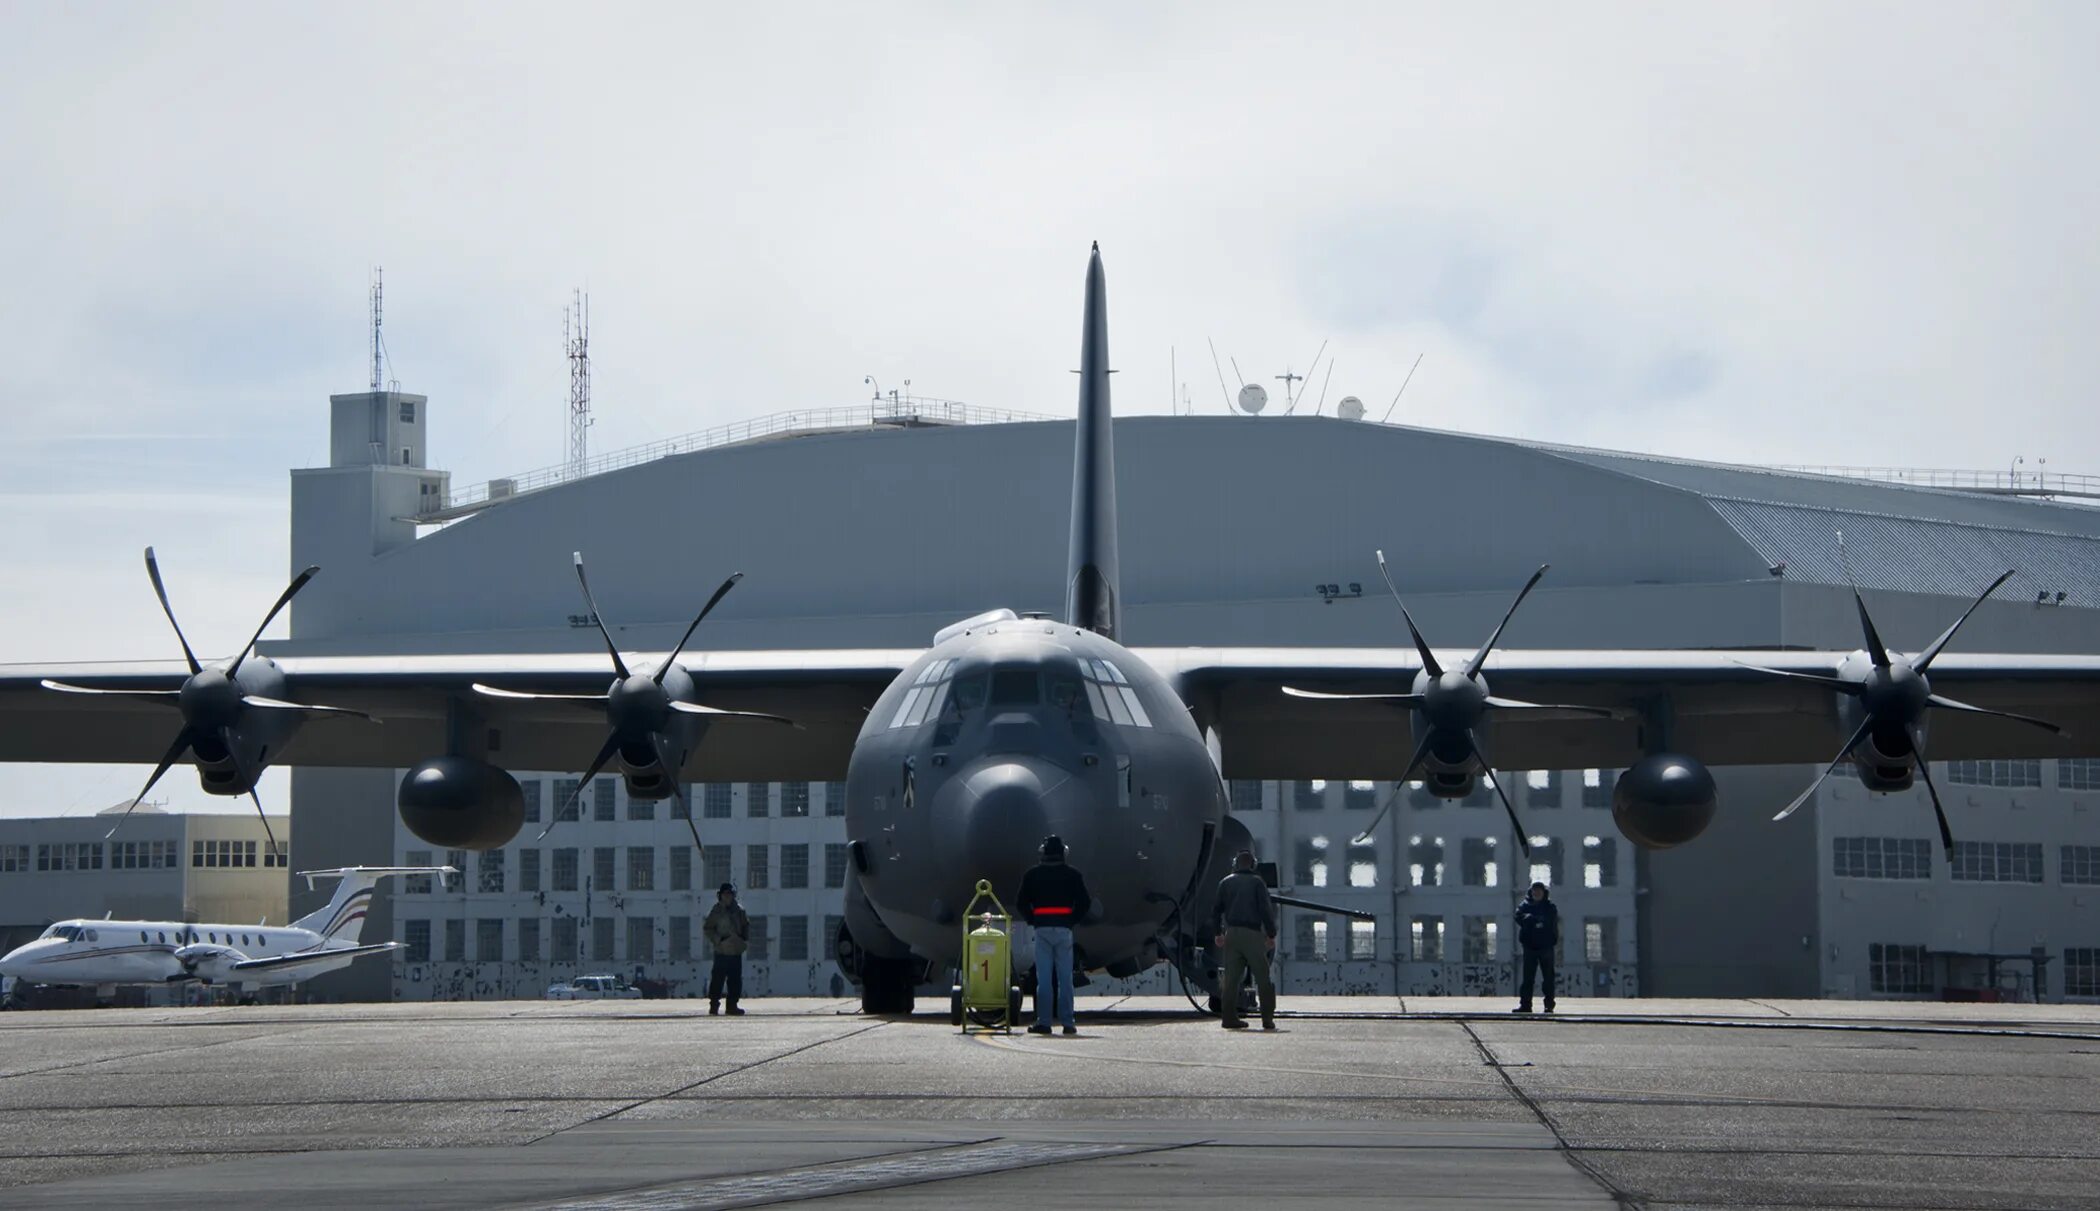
(292, 866, 455, 944)
(1065, 242, 1121, 640)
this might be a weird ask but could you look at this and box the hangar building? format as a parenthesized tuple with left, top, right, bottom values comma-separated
(279, 389, 2100, 1005)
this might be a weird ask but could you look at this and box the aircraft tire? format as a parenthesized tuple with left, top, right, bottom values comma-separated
(949, 985, 965, 1026)
(860, 956, 915, 1015)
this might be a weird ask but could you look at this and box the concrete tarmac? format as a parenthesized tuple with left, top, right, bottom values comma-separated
(1, 996, 2097, 1209)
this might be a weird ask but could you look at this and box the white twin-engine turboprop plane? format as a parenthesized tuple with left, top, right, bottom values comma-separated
(0, 866, 453, 1004)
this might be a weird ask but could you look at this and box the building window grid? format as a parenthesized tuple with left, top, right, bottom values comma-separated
(592, 917, 615, 962)
(824, 781, 847, 817)
(2060, 759, 2100, 792)
(704, 848, 732, 892)
(1947, 759, 2042, 788)
(1231, 780, 1264, 813)
(519, 848, 542, 893)
(704, 784, 733, 819)
(478, 849, 505, 894)
(629, 790, 655, 820)
(2062, 846, 2100, 886)
(746, 845, 771, 890)
(670, 846, 692, 891)
(627, 847, 656, 892)
(405, 851, 434, 894)
(1410, 916, 1444, 962)
(1462, 915, 1497, 963)
(593, 780, 618, 822)
(780, 843, 810, 889)
(0, 844, 29, 872)
(1870, 942, 1931, 994)
(518, 918, 541, 962)
(1580, 769, 1615, 809)
(669, 916, 692, 960)
(825, 843, 850, 889)
(554, 779, 581, 822)
(780, 914, 810, 961)
(1949, 841, 2045, 884)
(1348, 919, 1377, 960)
(476, 918, 504, 962)
(402, 920, 431, 963)
(747, 915, 771, 960)
(627, 917, 655, 963)
(1293, 780, 1326, 811)
(552, 848, 579, 892)
(593, 847, 616, 891)
(781, 782, 810, 818)
(521, 780, 541, 823)
(2067, 949, 2100, 998)
(1833, 836, 1933, 880)
(746, 783, 771, 817)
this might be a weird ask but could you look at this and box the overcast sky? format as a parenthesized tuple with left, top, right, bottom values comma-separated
(2, 3, 2095, 817)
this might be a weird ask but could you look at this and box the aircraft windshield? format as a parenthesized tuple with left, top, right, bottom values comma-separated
(41, 924, 81, 942)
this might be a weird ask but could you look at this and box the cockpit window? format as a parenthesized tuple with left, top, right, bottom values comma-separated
(988, 669, 1039, 706)
(888, 659, 956, 729)
(43, 924, 81, 942)
(1080, 659, 1152, 727)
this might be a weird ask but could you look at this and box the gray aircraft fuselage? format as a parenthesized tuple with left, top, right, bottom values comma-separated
(844, 616, 1223, 977)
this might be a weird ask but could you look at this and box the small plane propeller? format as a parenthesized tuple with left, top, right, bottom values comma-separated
(1744, 544, 2062, 855)
(41, 547, 375, 847)
(1285, 551, 1618, 854)
(473, 552, 795, 851)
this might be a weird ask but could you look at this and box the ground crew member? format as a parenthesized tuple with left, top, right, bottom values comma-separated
(704, 882, 749, 1015)
(1016, 834, 1090, 1036)
(1210, 850, 1277, 1030)
(1514, 881, 1560, 1014)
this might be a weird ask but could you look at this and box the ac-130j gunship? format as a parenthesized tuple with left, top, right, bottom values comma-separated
(5, 245, 2097, 1013)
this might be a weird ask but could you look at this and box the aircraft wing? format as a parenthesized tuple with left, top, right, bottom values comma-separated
(0, 648, 919, 780)
(231, 941, 399, 973)
(1143, 647, 2100, 779)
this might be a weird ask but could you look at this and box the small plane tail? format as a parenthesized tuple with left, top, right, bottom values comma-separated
(292, 866, 456, 944)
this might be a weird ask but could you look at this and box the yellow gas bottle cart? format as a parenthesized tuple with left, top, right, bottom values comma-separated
(951, 880, 1024, 1033)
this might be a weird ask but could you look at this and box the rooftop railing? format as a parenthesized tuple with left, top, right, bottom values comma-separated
(1768, 465, 2100, 501)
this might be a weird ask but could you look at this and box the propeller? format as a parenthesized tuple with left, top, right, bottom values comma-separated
(1760, 554, 2063, 855)
(1289, 551, 1618, 853)
(42, 548, 375, 847)
(474, 553, 795, 850)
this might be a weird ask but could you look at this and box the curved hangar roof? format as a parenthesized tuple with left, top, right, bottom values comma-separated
(286, 416, 2100, 653)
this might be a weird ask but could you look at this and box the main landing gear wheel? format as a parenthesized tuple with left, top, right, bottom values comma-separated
(859, 955, 916, 1016)
(949, 985, 965, 1027)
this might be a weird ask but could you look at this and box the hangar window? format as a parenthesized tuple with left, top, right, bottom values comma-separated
(1947, 759, 2042, 788)
(1348, 920, 1377, 960)
(519, 849, 541, 893)
(781, 783, 810, 818)
(824, 782, 847, 817)
(1462, 916, 1497, 963)
(1869, 942, 1929, 995)
(1295, 916, 1327, 961)
(1408, 835, 1445, 888)
(1526, 770, 1561, 809)
(445, 920, 466, 962)
(2067, 949, 2100, 998)
(552, 918, 578, 963)
(1583, 836, 1617, 888)
(1949, 841, 2044, 883)
(1462, 837, 1499, 887)
(553, 780, 582, 823)
(2063, 846, 2100, 885)
(400, 400, 416, 423)
(669, 847, 691, 892)
(703, 784, 733, 819)
(1409, 916, 1444, 962)
(519, 919, 541, 962)
(1585, 918, 1618, 964)
(1344, 780, 1378, 811)
(1527, 837, 1564, 888)
(402, 920, 430, 963)
(404, 852, 434, 894)
(780, 915, 810, 961)
(2061, 759, 2100, 792)
(1581, 769, 1615, 809)
(1294, 836, 1329, 888)
(1347, 840, 1377, 888)
(1293, 781, 1326, 811)
(1230, 781, 1264, 813)
(1832, 837, 1931, 880)
(552, 848, 579, 891)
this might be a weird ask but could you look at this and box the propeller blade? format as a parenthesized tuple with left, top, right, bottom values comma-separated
(1924, 693, 2064, 736)
(1851, 587, 1892, 669)
(667, 700, 800, 727)
(106, 730, 195, 839)
(1374, 549, 1442, 679)
(471, 683, 610, 703)
(248, 788, 280, 854)
(651, 734, 705, 855)
(656, 572, 745, 685)
(227, 565, 319, 679)
(1773, 715, 1876, 822)
(1906, 723, 1956, 856)
(1352, 729, 1437, 843)
(1914, 570, 2016, 672)
(40, 679, 182, 705)
(1463, 565, 1548, 680)
(569, 552, 631, 679)
(537, 732, 624, 840)
(1281, 686, 1425, 705)
(1482, 696, 1622, 719)
(1466, 732, 1533, 858)
(143, 547, 202, 676)
(240, 695, 378, 722)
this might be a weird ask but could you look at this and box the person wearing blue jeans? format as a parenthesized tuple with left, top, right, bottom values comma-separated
(1016, 834, 1090, 1036)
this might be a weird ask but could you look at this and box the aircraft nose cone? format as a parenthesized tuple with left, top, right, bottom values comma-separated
(936, 758, 1071, 897)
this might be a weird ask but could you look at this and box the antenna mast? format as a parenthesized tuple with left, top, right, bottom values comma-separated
(369, 268, 383, 393)
(565, 290, 592, 478)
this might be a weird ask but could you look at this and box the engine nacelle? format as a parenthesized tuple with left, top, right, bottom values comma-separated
(398, 757, 525, 850)
(1611, 752, 1718, 849)
(174, 945, 244, 985)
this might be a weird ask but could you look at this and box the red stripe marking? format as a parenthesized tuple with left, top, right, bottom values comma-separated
(1034, 907, 1073, 916)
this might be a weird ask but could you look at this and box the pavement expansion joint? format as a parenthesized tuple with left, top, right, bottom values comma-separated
(524, 1138, 1172, 1211)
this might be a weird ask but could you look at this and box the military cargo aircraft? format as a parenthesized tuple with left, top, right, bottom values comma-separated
(3, 246, 2096, 1013)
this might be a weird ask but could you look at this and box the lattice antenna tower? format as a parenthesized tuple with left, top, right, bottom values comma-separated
(565, 290, 592, 477)
(369, 268, 384, 392)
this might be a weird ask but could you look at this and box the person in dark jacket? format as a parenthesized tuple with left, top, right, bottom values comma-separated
(1210, 850, 1277, 1030)
(1513, 881, 1561, 1013)
(1016, 835, 1090, 1035)
(704, 883, 750, 1015)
